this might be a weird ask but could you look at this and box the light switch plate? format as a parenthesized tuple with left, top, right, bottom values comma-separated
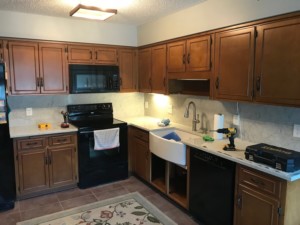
(293, 124, 300, 138)
(233, 115, 240, 126)
(167, 104, 173, 114)
(26, 108, 33, 116)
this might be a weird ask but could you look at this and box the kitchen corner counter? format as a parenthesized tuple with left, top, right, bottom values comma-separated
(9, 123, 78, 138)
(120, 116, 300, 182)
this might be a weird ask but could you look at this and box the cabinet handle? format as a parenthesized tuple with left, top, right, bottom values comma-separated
(95, 52, 98, 60)
(26, 142, 37, 146)
(119, 77, 122, 86)
(44, 156, 48, 165)
(237, 195, 242, 209)
(57, 139, 67, 143)
(215, 77, 220, 89)
(36, 77, 40, 87)
(48, 155, 52, 164)
(90, 51, 92, 60)
(187, 53, 190, 64)
(40, 78, 44, 87)
(182, 54, 186, 64)
(256, 76, 261, 91)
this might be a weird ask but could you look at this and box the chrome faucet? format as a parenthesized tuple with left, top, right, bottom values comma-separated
(184, 101, 200, 131)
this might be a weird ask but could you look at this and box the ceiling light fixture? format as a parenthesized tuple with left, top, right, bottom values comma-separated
(70, 4, 117, 21)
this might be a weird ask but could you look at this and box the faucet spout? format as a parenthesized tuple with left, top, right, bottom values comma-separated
(184, 101, 200, 131)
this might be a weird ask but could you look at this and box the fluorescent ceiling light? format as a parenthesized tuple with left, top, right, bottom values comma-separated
(70, 4, 117, 21)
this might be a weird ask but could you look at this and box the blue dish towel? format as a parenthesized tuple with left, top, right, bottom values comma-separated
(162, 132, 181, 142)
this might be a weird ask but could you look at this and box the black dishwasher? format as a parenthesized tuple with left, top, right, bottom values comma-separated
(189, 147, 236, 225)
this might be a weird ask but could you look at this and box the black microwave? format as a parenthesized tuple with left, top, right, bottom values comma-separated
(69, 64, 120, 94)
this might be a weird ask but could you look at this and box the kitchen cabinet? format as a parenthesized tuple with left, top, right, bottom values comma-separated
(119, 48, 138, 92)
(68, 45, 118, 65)
(129, 127, 150, 182)
(0, 40, 4, 62)
(6, 41, 68, 95)
(14, 133, 78, 199)
(234, 165, 300, 225)
(214, 27, 255, 101)
(167, 35, 211, 78)
(254, 17, 300, 106)
(138, 45, 167, 94)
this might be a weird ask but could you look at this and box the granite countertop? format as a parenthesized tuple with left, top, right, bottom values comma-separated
(120, 116, 300, 182)
(9, 122, 78, 138)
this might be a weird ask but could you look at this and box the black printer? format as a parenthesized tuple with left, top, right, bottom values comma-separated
(245, 143, 300, 172)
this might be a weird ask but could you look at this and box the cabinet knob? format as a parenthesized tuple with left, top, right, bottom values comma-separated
(182, 54, 186, 64)
(256, 76, 261, 91)
(215, 77, 220, 89)
(187, 53, 190, 64)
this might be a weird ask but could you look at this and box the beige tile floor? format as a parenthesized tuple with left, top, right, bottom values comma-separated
(0, 176, 200, 225)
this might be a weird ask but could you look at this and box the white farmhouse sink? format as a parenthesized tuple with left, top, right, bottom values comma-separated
(149, 128, 200, 166)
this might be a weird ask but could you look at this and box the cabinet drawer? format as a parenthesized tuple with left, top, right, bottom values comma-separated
(239, 166, 283, 198)
(48, 135, 74, 146)
(132, 128, 149, 142)
(17, 138, 47, 151)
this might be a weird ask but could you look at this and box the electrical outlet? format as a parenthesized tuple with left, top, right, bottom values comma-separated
(293, 124, 300, 138)
(26, 108, 33, 116)
(144, 101, 149, 109)
(233, 114, 240, 126)
(167, 104, 173, 114)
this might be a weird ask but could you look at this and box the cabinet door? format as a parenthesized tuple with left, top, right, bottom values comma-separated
(94, 47, 118, 65)
(138, 48, 152, 92)
(255, 18, 300, 106)
(48, 146, 77, 188)
(0, 40, 3, 62)
(17, 149, 49, 195)
(119, 49, 137, 92)
(167, 41, 186, 73)
(8, 41, 40, 94)
(186, 35, 211, 72)
(39, 43, 68, 94)
(214, 27, 255, 101)
(134, 138, 150, 182)
(235, 185, 280, 225)
(68, 45, 94, 64)
(151, 45, 166, 94)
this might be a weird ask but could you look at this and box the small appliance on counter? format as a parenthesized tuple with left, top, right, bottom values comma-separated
(60, 111, 69, 128)
(245, 143, 300, 172)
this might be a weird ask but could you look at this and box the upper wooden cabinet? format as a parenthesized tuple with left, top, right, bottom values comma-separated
(214, 27, 255, 101)
(167, 35, 212, 75)
(7, 41, 68, 95)
(68, 45, 118, 65)
(138, 45, 167, 94)
(0, 40, 4, 63)
(254, 17, 300, 106)
(119, 48, 138, 92)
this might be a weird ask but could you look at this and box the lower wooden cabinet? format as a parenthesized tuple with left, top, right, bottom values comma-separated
(14, 133, 78, 199)
(234, 165, 300, 225)
(128, 127, 150, 182)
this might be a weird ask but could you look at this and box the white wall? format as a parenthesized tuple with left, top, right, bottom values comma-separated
(138, 0, 300, 46)
(0, 10, 137, 46)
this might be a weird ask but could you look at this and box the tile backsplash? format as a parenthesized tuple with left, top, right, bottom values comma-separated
(144, 93, 300, 152)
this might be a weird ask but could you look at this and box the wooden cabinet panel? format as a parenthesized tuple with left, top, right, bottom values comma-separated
(138, 48, 151, 92)
(119, 49, 137, 92)
(17, 149, 49, 195)
(214, 27, 255, 101)
(235, 184, 280, 225)
(186, 36, 211, 72)
(134, 138, 150, 182)
(39, 43, 68, 94)
(8, 41, 39, 94)
(255, 17, 300, 106)
(167, 41, 186, 73)
(151, 45, 166, 94)
(49, 146, 77, 188)
(95, 47, 118, 65)
(68, 45, 93, 64)
(14, 133, 78, 199)
(0, 40, 4, 62)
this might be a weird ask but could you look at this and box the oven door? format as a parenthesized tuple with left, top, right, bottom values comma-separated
(77, 126, 128, 188)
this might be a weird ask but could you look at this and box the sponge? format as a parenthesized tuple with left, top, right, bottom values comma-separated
(203, 135, 214, 142)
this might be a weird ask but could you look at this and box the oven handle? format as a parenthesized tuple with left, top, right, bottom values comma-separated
(79, 131, 94, 134)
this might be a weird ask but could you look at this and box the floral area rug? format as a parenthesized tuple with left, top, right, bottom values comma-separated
(17, 192, 177, 225)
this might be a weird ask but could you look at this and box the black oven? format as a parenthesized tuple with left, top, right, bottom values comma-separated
(69, 64, 120, 94)
(67, 103, 128, 189)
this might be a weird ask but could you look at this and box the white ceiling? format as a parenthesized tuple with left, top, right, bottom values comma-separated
(0, 0, 206, 26)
